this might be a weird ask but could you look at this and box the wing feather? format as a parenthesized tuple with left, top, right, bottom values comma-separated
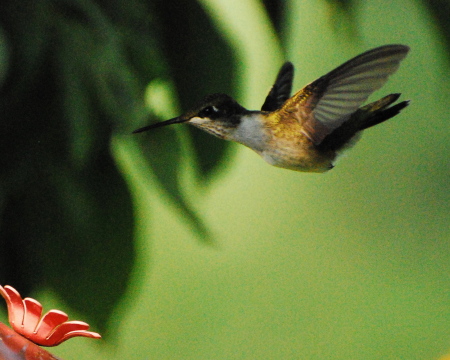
(261, 62, 294, 112)
(297, 45, 409, 144)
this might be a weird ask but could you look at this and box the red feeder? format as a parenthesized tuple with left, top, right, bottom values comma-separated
(0, 285, 101, 360)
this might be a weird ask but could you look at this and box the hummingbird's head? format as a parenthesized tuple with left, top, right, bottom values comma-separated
(133, 93, 248, 140)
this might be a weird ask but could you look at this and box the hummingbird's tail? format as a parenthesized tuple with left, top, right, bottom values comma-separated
(357, 93, 409, 131)
(317, 93, 409, 152)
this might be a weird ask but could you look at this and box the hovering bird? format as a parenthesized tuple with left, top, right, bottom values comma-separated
(134, 45, 410, 172)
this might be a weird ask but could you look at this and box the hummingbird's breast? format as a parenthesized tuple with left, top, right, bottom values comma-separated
(233, 112, 335, 172)
(261, 138, 334, 172)
(261, 113, 336, 172)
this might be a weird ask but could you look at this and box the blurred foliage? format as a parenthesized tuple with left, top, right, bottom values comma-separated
(0, 0, 233, 331)
(140, 80, 212, 240)
(152, 0, 236, 179)
(0, 0, 154, 332)
(423, 0, 450, 56)
(0, 0, 449, 336)
(260, 0, 285, 33)
(324, 0, 450, 55)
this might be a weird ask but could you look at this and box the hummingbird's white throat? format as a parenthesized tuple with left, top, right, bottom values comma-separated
(232, 113, 267, 152)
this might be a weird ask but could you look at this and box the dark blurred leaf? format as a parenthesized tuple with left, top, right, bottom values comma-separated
(261, 0, 285, 33)
(0, 148, 135, 334)
(138, 128, 212, 242)
(423, 0, 450, 56)
(0, 0, 51, 112)
(323, 0, 358, 36)
(0, 0, 157, 332)
(153, 0, 237, 181)
(54, 0, 150, 132)
(98, 0, 167, 80)
(0, 31, 135, 332)
(0, 27, 9, 88)
(70, 0, 209, 239)
(47, 151, 135, 335)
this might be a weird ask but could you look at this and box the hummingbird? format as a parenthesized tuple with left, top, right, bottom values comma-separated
(134, 45, 410, 172)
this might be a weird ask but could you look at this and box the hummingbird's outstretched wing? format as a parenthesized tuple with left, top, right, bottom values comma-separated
(261, 62, 294, 112)
(282, 45, 410, 145)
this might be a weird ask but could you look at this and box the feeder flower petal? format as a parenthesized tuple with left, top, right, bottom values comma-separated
(0, 285, 101, 347)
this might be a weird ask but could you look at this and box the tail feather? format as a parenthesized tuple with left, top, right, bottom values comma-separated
(317, 93, 409, 152)
(360, 98, 409, 130)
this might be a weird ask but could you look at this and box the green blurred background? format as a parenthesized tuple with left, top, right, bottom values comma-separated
(0, 0, 449, 359)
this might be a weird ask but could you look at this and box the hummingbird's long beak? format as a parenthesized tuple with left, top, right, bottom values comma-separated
(132, 116, 188, 134)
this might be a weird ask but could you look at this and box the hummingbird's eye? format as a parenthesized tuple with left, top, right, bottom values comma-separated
(199, 106, 220, 118)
